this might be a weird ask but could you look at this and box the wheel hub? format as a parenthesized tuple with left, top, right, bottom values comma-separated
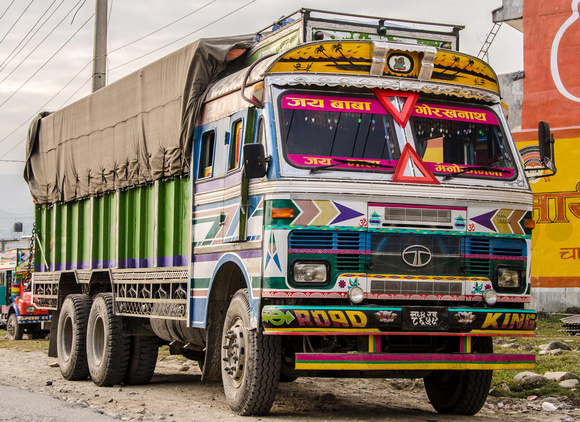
(222, 318, 246, 383)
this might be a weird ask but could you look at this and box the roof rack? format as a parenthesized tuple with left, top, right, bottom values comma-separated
(247, 8, 463, 63)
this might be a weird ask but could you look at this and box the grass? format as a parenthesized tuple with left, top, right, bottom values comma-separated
(490, 314, 580, 400)
(2, 315, 579, 400)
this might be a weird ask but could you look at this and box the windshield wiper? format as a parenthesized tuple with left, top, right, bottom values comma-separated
(443, 165, 511, 180)
(310, 158, 394, 173)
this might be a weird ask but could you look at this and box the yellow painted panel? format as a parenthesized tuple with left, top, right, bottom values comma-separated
(432, 51, 499, 93)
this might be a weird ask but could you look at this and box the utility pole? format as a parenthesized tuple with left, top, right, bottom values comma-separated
(92, 0, 107, 92)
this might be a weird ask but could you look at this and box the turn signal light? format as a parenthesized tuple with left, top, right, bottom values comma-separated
(272, 208, 295, 219)
(524, 219, 536, 230)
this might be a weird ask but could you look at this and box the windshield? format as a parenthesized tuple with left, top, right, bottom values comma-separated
(280, 93, 400, 171)
(410, 102, 516, 179)
(278, 91, 516, 180)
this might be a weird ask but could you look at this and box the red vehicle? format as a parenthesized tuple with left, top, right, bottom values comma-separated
(0, 249, 50, 340)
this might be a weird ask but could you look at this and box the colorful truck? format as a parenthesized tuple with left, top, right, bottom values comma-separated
(26, 9, 555, 416)
(0, 249, 50, 340)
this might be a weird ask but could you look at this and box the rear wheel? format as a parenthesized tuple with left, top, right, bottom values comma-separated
(57, 294, 92, 380)
(124, 335, 159, 385)
(221, 289, 281, 416)
(86, 293, 130, 386)
(7, 313, 22, 340)
(424, 337, 493, 415)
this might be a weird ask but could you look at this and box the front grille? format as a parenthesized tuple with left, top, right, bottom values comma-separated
(371, 278, 463, 295)
(464, 237, 527, 277)
(289, 230, 365, 251)
(369, 234, 462, 276)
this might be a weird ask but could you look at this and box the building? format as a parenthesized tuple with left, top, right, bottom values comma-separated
(495, 0, 580, 311)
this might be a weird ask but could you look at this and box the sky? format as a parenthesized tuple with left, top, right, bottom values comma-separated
(0, 0, 523, 179)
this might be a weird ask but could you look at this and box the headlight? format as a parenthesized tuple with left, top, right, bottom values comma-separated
(293, 261, 328, 283)
(25, 306, 35, 313)
(495, 266, 524, 292)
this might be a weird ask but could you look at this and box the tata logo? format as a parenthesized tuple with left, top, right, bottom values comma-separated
(402, 245, 432, 267)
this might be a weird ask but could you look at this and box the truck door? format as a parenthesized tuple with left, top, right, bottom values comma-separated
(222, 108, 255, 243)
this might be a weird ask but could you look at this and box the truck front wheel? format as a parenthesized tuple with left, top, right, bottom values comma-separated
(7, 313, 22, 340)
(86, 293, 131, 386)
(57, 294, 92, 379)
(221, 289, 281, 416)
(424, 337, 493, 415)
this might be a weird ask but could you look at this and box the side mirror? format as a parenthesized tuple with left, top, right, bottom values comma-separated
(525, 121, 556, 179)
(538, 121, 554, 163)
(243, 143, 270, 179)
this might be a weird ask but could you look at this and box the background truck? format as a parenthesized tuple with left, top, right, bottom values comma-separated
(26, 9, 555, 416)
(1, 248, 50, 340)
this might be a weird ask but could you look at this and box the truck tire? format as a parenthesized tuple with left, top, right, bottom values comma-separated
(124, 335, 159, 385)
(424, 337, 493, 415)
(86, 293, 131, 386)
(7, 313, 23, 340)
(221, 289, 281, 416)
(57, 294, 92, 380)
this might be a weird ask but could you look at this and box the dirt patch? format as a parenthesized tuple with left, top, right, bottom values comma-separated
(0, 345, 578, 421)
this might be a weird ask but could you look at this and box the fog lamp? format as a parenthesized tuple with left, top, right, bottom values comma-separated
(482, 289, 498, 306)
(348, 286, 364, 304)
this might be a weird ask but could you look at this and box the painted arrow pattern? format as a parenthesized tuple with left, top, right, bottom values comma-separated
(292, 200, 364, 227)
(471, 209, 526, 235)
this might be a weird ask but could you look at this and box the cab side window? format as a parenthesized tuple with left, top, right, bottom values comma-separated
(199, 130, 215, 179)
(228, 120, 243, 171)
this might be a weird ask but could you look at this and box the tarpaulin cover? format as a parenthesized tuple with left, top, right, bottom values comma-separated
(24, 35, 255, 204)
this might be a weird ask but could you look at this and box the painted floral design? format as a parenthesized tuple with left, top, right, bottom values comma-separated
(455, 311, 476, 324)
(374, 310, 397, 323)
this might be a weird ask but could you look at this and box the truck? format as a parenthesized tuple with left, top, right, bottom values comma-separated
(1, 248, 50, 340)
(26, 9, 556, 416)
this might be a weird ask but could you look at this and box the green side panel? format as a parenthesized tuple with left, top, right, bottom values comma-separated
(35, 204, 53, 271)
(118, 184, 155, 267)
(157, 177, 190, 266)
(92, 193, 116, 269)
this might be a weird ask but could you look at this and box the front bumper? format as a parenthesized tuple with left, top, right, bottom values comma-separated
(295, 351, 535, 371)
(17, 314, 51, 324)
(262, 305, 536, 336)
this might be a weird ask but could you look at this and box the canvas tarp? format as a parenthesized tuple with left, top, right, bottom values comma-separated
(24, 35, 255, 204)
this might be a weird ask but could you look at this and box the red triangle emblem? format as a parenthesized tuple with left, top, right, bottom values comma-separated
(392, 144, 440, 184)
(372, 88, 419, 127)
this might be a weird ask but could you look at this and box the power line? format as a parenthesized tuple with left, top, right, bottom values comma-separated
(0, 59, 92, 151)
(0, 0, 86, 85)
(0, 0, 36, 43)
(0, 0, 63, 73)
(0, 13, 94, 109)
(110, 0, 254, 72)
(0, 0, 218, 150)
(0, 1, 16, 20)
(107, 0, 215, 56)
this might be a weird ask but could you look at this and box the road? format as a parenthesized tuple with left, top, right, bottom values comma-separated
(0, 345, 578, 422)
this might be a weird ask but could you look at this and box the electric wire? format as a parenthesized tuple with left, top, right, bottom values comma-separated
(0, 0, 216, 151)
(107, 0, 215, 56)
(109, 0, 254, 72)
(0, 0, 36, 44)
(0, 12, 94, 108)
(0, 0, 255, 160)
(0, 0, 87, 85)
(0, 72, 90, 162)
(0, 0, 63, 73)
(0, 1, 16, 21)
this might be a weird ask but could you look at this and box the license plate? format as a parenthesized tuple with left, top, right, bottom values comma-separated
(402, 307, 448, 331)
